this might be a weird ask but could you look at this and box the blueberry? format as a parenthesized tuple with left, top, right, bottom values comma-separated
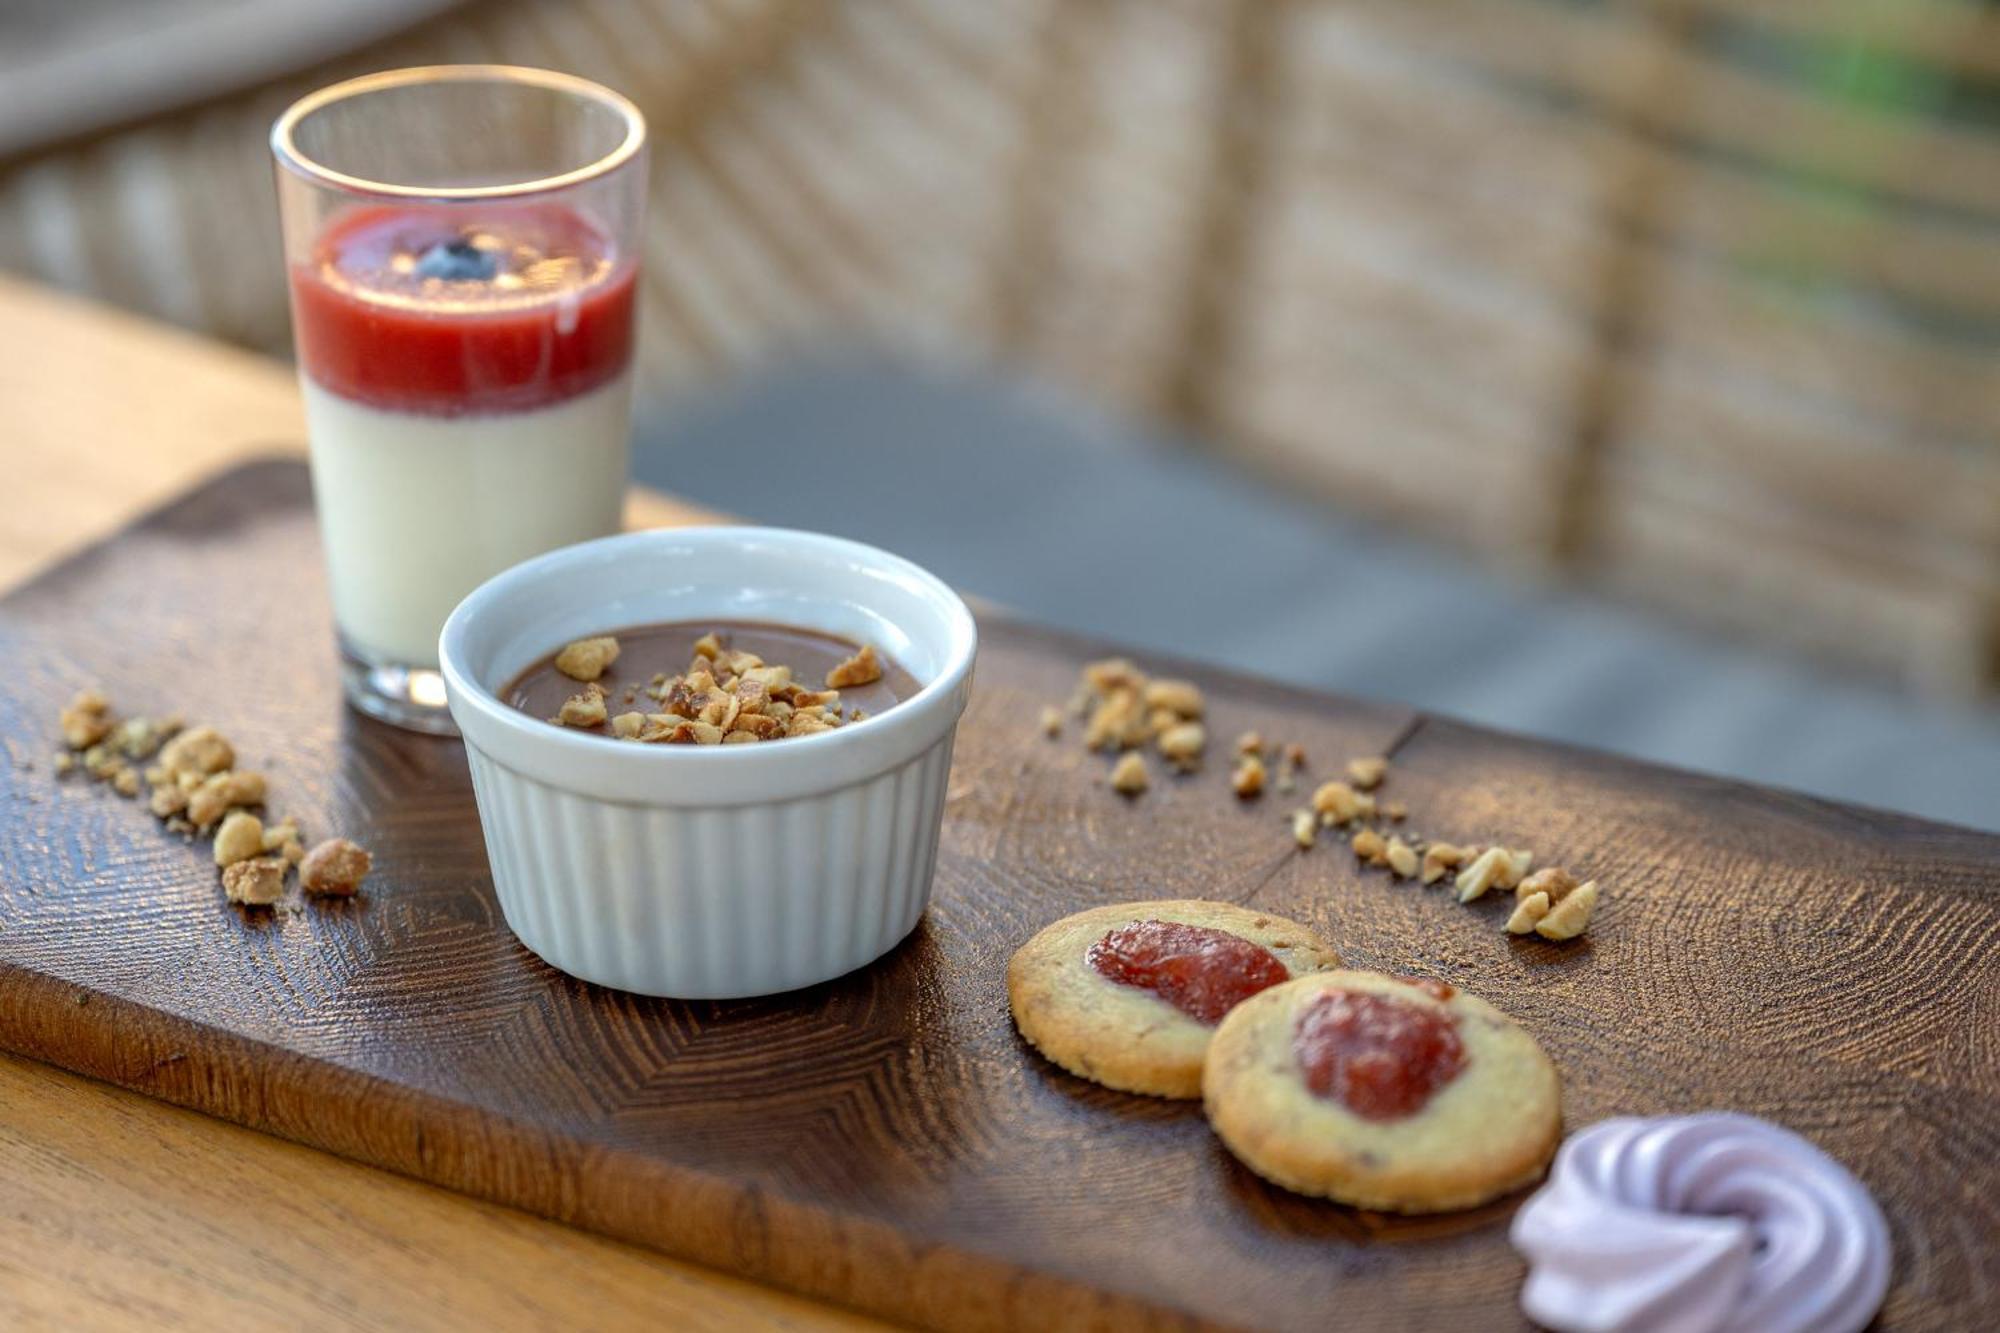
(414, 236, 499, 282)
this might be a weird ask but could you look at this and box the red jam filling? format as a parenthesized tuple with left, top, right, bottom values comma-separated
(290, 202, 636, 416)
(1086, 919, 1290, 1025)
(1293, 988, 1466, 1121)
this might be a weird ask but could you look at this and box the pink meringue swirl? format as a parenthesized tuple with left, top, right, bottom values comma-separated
(1510, 1113, 1889, 1333)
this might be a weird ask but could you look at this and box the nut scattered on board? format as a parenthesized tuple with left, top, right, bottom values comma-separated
(1506, 891, 1551, 934)
(1311, 780, 1375, 826)
(212, 811, 264, 867)
(1030, 671, 1606, 943)
(54, 689, 370, 912)
(1110, 751, 1150, 796)
(222, 857, 286, 907)
(1534, 881, 1599, 940)
(1345, 756, 1388, 790)
(300, 838, 372, 897)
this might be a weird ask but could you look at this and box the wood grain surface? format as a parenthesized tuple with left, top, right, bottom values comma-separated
(1, 461, 1996, 1331)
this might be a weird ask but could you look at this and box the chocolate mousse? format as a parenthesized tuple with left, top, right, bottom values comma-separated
(505, 622, 921, 744)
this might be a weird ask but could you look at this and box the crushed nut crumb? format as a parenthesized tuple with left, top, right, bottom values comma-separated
(1535, 881, 1599, 940)
(300, 838, 372, 897)
(1110, 752, 1149, 796)
(187, 770, 266, 831)
(1345, 756, 1388, 790)
(1310, 780, 1375, 826)
(1141, 679, 1204, 719)
(1291, 809, 1317, 849)
(1506, 892, 1551, 934)
(1231, 754, 1267, 799)
(557, 683, 609, 729)
(59, 689, 113, 749)
(826, 644, 883, 689)
(1385, 836, 1418, 879)
(555, 636, 620, 682)
(1157, 721, 1206, 770)
(160, 726, 234, 780)
(213, 811, 265, 867)
(1351, 828, 1388, 865)
(1039, 705, 1063, 739)
(1455, 846, 1510, 903)
(1519, 866, 1579, 902)
(221, 857, 286, 907)
(1420, 841, 1466, 885)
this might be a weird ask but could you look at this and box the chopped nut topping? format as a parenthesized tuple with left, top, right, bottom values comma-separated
(1291, 809, 1317, 848)
(691, 631, 723, 660)
(1110, 751, 1149, 796)
(557, 684, 609, 729)
(1236, 730, 1264, 756)
(1535, 881, 1599, 940)
(111, 767, 140, 798)
(221, 857, 286, 907)
(1351, 828, 1388, 865)
(555, 636, 620, 682)
(52, 752, 74, 776)
(300, 838, 372, 897)
(826, 644, 883, 689)
(1420, 841, 1466, 885)
(1231, 754, 1267, 799)
(1039, 705, 1063, 739)
(1385, 836, 1419, 879)
(1345, 756, 1388, 790)
(187, 770, 266, 830)
(213, 811, 265, 867)
(1506, 891, 1552, 934)
(1142, 679, 1204, 719)
(1383, 800, 1408, 822)
(609, 711, 645, 739)
(148, 784, 187, 819)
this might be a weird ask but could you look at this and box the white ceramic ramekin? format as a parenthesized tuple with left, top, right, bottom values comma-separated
(438, 527, 976, 998)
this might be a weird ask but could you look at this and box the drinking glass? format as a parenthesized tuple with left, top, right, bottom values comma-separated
(272, 66, 647, 734)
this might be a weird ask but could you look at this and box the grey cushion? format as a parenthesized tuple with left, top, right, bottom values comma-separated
(634, 357, 2000, 832)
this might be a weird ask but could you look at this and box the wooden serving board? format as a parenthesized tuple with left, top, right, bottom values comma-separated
(1, 460, 1995, 1331)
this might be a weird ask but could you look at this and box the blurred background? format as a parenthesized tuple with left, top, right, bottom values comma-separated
(2, 0, 1996, 828)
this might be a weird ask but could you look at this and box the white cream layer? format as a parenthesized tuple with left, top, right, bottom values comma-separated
(303, 372, 631, 667)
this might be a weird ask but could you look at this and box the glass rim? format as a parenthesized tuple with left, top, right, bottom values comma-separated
(270, 65, 646, 201)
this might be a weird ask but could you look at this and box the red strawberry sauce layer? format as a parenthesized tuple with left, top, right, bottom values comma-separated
(290, 202, 636, 417)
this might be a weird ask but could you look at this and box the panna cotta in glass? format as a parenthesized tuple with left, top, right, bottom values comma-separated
(273, 66, 648, 733)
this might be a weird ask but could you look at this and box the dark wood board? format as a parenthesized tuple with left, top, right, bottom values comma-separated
(0, 460, 1995, 1332)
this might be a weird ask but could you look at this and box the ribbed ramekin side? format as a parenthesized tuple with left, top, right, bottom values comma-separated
(461, 730, 958, 998)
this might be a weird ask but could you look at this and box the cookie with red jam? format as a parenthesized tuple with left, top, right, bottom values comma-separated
(1202, 969, 1561, 1212)
(1007, 900, 1341, 1099)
